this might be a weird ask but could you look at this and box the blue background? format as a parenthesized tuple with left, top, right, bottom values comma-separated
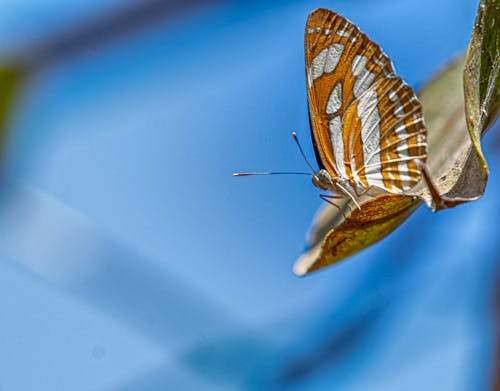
(0, 0, 497, 390)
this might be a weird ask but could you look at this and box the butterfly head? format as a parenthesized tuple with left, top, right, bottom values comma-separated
(312, 169, 334, 191)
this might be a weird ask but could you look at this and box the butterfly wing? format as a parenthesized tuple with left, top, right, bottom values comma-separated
(345, 77, 427, 192)
(305, 8, 427, 193)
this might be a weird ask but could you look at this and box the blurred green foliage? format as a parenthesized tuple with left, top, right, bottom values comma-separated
(0, 65, 20, 155)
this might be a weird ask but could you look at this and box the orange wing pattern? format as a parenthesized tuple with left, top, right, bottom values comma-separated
(305, 8, 427, 193)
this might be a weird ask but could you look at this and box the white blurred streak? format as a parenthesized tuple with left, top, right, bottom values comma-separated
(0, 181, 242, 349)
(0, 182, 103, 285)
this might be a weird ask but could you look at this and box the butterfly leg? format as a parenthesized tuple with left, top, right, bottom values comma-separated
(320, 194, 349, 220)
(353, 186, 377, 198)
(334, 182, 362, 211)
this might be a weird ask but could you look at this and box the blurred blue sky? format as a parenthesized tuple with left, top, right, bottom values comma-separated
(0, 0, 496, 390)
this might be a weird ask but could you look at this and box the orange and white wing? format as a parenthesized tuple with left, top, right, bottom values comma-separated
(305, 8, 427, 193)
(345, 77, 427, 192)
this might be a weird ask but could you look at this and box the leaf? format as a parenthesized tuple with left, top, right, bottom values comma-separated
(412, 56, 485, 210)
(294, 0, 500, 275)
(464, 0, 500, 168)
(294, 195, 419, 276)
(413, 0, 500, 208)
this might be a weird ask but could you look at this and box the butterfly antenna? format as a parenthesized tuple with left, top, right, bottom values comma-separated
(291, 132, 316, 174)
(233, 171, 310, 176)
(233, 132, 316, 177)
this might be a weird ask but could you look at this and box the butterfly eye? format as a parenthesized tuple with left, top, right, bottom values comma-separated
(312, 174, 323, 189)
(312, 170, 331, 190)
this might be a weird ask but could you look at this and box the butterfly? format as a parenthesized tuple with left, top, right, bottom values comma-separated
(235, 8, 428, 212)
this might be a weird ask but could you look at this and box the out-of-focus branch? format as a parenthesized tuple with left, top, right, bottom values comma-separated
(0, 0, 227, 157)
(15, 0, 226, 73)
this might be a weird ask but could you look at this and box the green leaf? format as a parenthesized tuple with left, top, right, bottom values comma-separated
(464, 0, 500, 160)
